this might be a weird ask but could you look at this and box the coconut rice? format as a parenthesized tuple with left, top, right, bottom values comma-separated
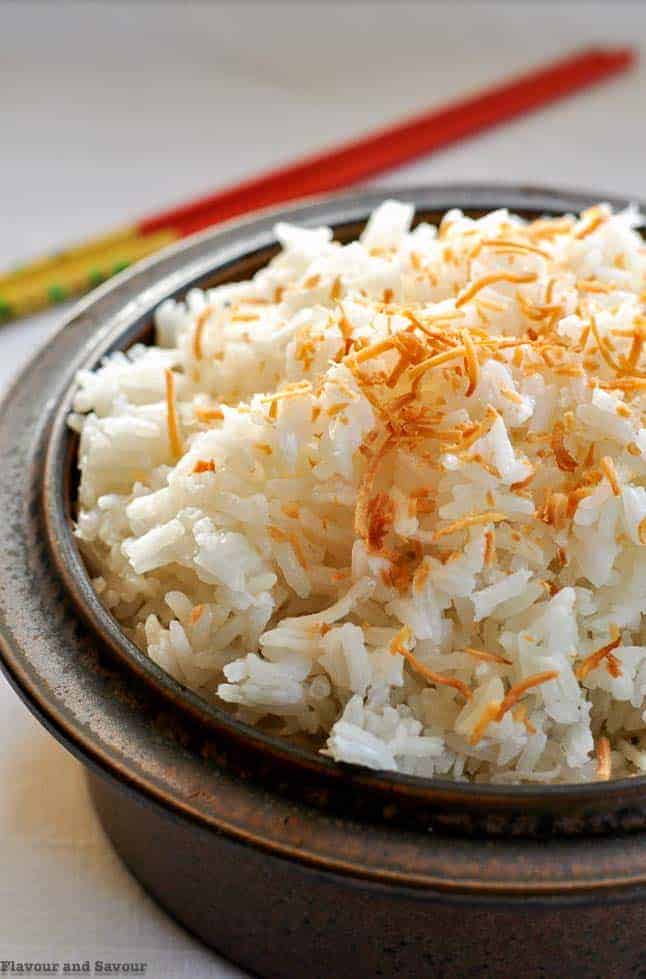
(71, 200, 646, 783)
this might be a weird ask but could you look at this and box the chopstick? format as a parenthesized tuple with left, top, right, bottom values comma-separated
(0, 45, 634, 323)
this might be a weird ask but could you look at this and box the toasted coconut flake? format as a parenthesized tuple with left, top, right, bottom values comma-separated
(194, 404, 223, 422)
(605, 652, 623, 678)
(326, 402, 350, 418)
(475, 301, 490, 327)
(600, 456, 621, 496)
(192, 459, 215, 474)
(350, 337, 399, 366)
(575, 637, 622, 681)
(463, 646, 511, 665)
(469, 453, 501, 478)
(366, 492, 395, 551)
(408, 343, 468, 383)
(383, 541, 424, 593)
(424, 309, 466, 323)
(510, 467, 535, 492)
(189, 604, 205, 624)
(575, 212, 608, 240)
(477, 297, 506, 313)
(469, 702, 502, 745)
(626, 330, 644, 368)
(567, 486, 592, 517)
(500, 385, 524, 405)
(192, 306, 212, 360)
(481, 238, 551, 261)
(354, 435, 394, 541)
(541, 491, 569, 530)
(438, 216, 456, 239)
(451, 406, 500, 452)
(269, 526, 308, 568)
(527, 216, 574, 239)
(517, 291, 563, 323)
(512, 704, 537, 735)
(455, 272, 537, 308)
(596, 736, 612, 780)
(394, 330, 428, 363)
(164, 369, 183, 460)
(553, 364, 585, 378)
(433, 512, 507, 541)
(230, 312, 260, 323)
(638, 517, 646, 544)
(578, 279, 616, 295)
(605, 378, 646, 392)
(589, 315, 629, 374)
(584, 441, 597, 466)
(390, 627, 471, 700)
(385, 354, 410, 389)
(461, 329, 480, 396)
(412, 560, 431, 592)
(483, 529, 496, 567)
(551, 422, 578, 472)
(261, 380, 313, 409)
(496, 671, 559, 722)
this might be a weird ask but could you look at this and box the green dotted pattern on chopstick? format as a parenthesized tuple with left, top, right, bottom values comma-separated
(0, 299, 12, 323)
(87, 260, 129, 290)
(47, 284, 68, 303)
(0, 228, 177, 322)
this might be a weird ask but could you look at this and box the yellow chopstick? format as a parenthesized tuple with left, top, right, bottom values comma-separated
(0, 226, 140, 289)
(0, 229, 178, 320)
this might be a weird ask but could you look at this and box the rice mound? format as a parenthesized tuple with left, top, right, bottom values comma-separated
(71, 200, 646, 783)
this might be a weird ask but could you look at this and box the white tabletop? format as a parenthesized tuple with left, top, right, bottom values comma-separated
(1, 2, 645, 975)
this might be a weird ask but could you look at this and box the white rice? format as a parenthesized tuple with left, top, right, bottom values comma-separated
(71, 200, 646, 783)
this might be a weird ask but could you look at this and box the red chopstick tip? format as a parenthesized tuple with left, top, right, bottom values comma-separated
(619, 47, 636, 68)
(596, 46, 637, 67)
(609, 48, 639, 65)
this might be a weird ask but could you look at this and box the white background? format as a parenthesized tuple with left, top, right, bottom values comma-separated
(1, 2, 645, 976)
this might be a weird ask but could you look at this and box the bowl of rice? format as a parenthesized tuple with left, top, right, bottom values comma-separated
(63, 188, 646, 786)
(3, 186, 646, 977)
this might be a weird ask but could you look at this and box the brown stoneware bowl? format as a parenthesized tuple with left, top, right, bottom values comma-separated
(1, 186, 645, 978)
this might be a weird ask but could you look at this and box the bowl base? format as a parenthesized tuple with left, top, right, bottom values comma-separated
(87, 771, 645, 979)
